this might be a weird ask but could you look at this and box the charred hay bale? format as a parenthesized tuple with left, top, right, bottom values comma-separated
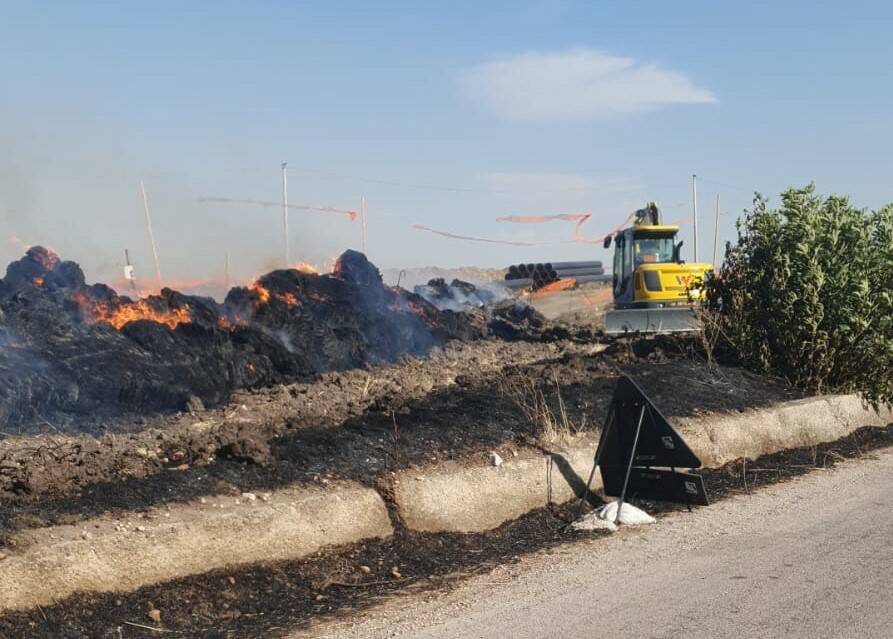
(0, 246, 495, 431)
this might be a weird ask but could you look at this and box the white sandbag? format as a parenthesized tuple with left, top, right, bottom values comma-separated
(596, 501, 656, 525)
(569, 511, 618, 532)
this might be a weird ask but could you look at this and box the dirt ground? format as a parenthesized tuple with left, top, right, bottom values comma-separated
(0, 319, 827, 639)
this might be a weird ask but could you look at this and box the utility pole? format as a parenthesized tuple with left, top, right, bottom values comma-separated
(139, 180, 163, 289)
(712, 193, 721, 267)
(360, 194, 367, 255)
(691, 174, 699, 262)
(281, 161, 289, 267)
(224, 250, 231, 292)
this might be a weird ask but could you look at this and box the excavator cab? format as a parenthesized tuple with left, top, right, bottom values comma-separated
(603, 204, 712, 334)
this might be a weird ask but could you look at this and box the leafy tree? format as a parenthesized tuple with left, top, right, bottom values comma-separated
(705, 185, 892, 408)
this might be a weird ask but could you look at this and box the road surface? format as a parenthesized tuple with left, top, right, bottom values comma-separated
(300, 446, 893, 639)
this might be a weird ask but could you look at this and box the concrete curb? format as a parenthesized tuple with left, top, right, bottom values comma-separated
(394, 442, 601, 533)
(394, 395, 892, 533)
(0, 482, 392, 614)
(676, 394, 892, 468)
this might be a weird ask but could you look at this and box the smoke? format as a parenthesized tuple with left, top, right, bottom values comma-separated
(412, 278, 510, 312)
(268, 327, 296, 354)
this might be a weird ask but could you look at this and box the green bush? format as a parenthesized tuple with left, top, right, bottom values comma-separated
(706, 185, 893, 408)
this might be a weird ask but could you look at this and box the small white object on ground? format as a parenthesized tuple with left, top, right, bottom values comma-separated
(597, 501, 656, 525)
(569, 512, 618, 532)
(489, 452, 503, 467)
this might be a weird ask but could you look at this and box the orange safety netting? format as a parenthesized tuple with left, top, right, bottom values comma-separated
(200, 197, 357, 221)
(529, 278, 576, 299)
(410, 225, 542, 246)
(496, 210, 637, 245)
(412, 209, 650, 247)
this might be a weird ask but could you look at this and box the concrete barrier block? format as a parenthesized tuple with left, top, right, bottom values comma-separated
(676, 395, 893, 468)
(0, 482, 392, 613)
(394, 440, 601, 533)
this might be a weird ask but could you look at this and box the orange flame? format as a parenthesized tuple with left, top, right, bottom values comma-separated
(280, 292, 300, 306)
(248, 281, 270, 305)
(97, 300, 191, 330)
(293, 261, 320, 275)
(74, 292, 191, 330)
(32, 277, 44, 287)
(248, 280, 301, 307)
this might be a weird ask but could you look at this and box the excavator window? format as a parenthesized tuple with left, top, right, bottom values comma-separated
(613, 234, 629, 296)
(633, 237, 675, 266)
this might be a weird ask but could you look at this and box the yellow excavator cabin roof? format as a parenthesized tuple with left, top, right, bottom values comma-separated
(633, 224, 679, 233)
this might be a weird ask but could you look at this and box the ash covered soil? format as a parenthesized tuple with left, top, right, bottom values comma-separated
(0, 332, 802, 537)
(0, 367, 887, 639)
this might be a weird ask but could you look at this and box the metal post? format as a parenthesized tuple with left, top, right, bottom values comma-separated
(281, 161, 289, 267)
(224, 251, 230, 293)
(712, 193, 721, 267)
(360, 194, 367, 255)
(692, 174, 699, 262)
(615, 403, 647, 523)
(577, 403, 615, 513)
(139, 180, 163, 290)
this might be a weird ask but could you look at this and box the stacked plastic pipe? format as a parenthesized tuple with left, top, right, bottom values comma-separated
(503, 260, 610, 290)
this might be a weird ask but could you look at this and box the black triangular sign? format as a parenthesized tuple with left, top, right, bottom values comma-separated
(601, 467, 709, 506)
(598, 375, 702, 470)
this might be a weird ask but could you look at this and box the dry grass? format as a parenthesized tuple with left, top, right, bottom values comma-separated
(691, 302, 724, 368)
(498, 372, 582, 443)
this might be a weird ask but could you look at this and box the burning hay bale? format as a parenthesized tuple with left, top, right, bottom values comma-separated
(0, 247, 488, 432)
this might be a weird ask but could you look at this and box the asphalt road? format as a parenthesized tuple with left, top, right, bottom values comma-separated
(303, 446, 893, 639)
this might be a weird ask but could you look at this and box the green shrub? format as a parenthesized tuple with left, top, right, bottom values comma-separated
(706, 185, 892, 408)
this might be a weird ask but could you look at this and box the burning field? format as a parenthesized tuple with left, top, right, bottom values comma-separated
(0, 246, 530, 434)
(5, 244, 884, 639)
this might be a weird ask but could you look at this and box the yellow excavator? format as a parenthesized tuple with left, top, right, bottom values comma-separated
(602, 203, 712, 334)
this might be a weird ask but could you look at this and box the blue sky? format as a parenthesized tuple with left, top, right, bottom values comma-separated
(2, 1, 892, 286)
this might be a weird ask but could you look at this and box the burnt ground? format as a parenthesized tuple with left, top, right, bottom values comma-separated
(1, 422, 891, 639)
(0, 329, 831, 639)
(0, 336, 801, 538)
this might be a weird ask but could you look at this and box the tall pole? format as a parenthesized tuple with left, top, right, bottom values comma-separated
(224, 250, 230, 292)
(691, 174, 699, 262)
(360, 194, 367, 255)
(281, 161, 289, 267)
(712, 193, 721, 267)
(139, 180, 163, 289)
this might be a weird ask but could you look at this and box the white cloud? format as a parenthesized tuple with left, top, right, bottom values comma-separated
(460, 49, 716, 122)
